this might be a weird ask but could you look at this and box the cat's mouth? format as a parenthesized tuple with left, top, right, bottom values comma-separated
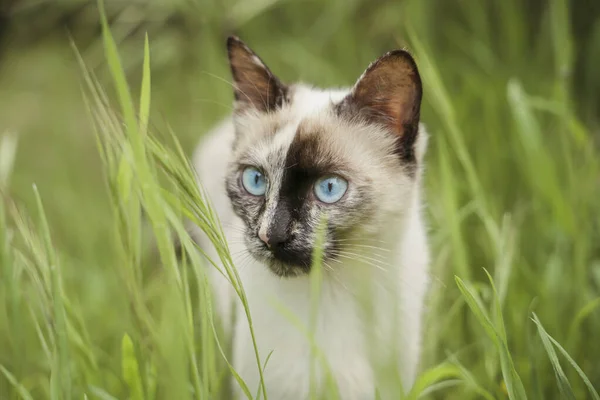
(267, 245, 314, 277)
(250, 240, 315, 277)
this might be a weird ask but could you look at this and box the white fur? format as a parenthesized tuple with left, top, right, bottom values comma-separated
(191, 86, 429, 399)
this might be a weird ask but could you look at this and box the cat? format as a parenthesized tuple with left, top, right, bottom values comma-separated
(190, 36, 430, 399)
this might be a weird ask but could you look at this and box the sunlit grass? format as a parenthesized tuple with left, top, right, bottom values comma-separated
(1, 0, 599, 398)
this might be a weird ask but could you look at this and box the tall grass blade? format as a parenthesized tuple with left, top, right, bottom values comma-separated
(121, 334, 144, 400)
(405, 363, 462, 400)
(87, 386, 120, 400)
(33, 186, 72, 400)
(98, 0, 138, 142)
(567, 297, 600, 347)
(309, 216, 327, 400)
(0, 365, 34, 400)
(405, 24, 486, 214)
(456, 276, 527, 400)
(532, 313, 599, 400)
(204, 277, 253, 399)
(0, 131, 18, 188)
(140, 34, 151, 135)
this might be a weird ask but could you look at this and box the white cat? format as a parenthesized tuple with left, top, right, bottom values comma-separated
(191, 36, 430, 399)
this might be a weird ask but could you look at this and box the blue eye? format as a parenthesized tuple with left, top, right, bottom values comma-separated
(314, 176, 348, 204)
(241, 167, 267, 196)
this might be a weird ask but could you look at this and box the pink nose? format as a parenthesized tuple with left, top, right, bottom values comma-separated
(259, 229, 270, 246)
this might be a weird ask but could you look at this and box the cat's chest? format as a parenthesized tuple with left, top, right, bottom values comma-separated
(231, 256, 398, 398)
(234, 265, 373, 399)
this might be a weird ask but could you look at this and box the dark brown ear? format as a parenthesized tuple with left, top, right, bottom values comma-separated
(337, 50, 422, 161)
(227, 36, 288, 113)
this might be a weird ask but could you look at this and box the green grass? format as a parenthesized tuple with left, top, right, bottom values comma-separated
(1, 0, 600, 398)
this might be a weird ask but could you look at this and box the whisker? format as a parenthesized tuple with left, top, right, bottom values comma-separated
(332, 238, 390, 245)
(321, 261, 335, 273)
(334, 243, 391, 253)
(335, 253, 389, 273)
(232, 252, 255, 274)
(336, 250, 389, 264)
(322, 262, 352, 293)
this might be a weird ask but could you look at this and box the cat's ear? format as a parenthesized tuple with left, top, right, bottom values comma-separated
(338, 50, 422, 159)
(227, 36, 288, 113)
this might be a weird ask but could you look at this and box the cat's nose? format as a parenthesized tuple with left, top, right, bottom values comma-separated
(258, 225, 290, 249)
(264, 231, 291, 251)
(259, 207, 291, 249)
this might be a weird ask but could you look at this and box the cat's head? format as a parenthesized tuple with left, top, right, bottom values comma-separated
(224, 36, 426, 277)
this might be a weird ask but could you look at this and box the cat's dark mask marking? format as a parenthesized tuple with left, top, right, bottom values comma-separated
(227, 36, 289, 113)
(262, 124, 373, 273)
(265, 127, 337, 270)
(336, 50, 422, 167)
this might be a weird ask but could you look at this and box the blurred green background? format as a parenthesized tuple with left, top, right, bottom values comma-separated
(1, 0, 600, 398)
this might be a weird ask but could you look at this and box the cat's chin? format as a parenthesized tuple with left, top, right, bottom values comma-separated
(248, 251, 311, 277)
(266, 260, 310, 278)
(244, 239, 314, 277)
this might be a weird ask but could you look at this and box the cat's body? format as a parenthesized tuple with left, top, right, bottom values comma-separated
(191, 37, 430, 399)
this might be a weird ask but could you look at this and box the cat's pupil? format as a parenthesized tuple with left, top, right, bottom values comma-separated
(254, 174, 259, 184)
(328, 182, 333, 192)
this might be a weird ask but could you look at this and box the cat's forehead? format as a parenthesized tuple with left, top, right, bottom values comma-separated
(289, 85, 349, 116)
(233, 84, 398, 177)
(235, 86, 347, 161)
(238, 121, 348, 176)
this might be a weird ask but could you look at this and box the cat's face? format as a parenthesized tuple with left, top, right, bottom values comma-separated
(224, 37, 425, 277)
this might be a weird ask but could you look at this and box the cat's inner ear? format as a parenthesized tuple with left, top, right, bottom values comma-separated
(227, 36, 288, 113)
(338, 50, 422, 158)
